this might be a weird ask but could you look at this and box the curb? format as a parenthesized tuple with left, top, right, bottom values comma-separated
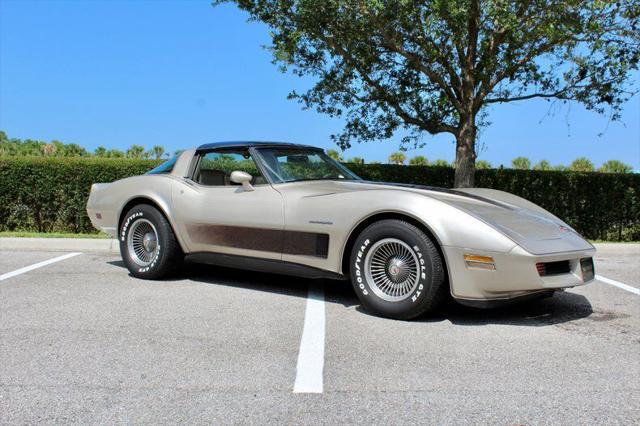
(0, 237, 120, 254)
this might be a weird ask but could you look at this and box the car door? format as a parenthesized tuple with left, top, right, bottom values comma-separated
(172, 148, 285, 260)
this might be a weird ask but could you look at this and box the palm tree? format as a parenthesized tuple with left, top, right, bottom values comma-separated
(94, 146, 107, 157)
(409, 155, 428, 166)
(151, 145, 165, 160)
(511, 156, 531, 170)
(533, 160, 552, 171)
(388, 151, 406, 165)
(431, 159, 450, 167)
(569, 157, 595, 172)
(599, 160, 632, 173)
(475, 160, 492, 169)
(42, 143, 57, 156)
(127, 144, 146, 159)
(106, 149, 125, 158)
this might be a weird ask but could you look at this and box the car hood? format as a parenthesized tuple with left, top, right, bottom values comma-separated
(279, 180, 593, 255)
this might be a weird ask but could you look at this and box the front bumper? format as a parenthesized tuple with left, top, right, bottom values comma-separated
(443, 244, 596, 302)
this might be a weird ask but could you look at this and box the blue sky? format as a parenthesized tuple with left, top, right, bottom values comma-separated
(1, 0, 638, 168)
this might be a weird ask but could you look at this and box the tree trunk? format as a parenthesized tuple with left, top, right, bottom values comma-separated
(454, 115, 477, 188)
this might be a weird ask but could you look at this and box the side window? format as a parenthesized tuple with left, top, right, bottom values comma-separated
(193, 150, 265, 186)
(278, 152, 335, 181)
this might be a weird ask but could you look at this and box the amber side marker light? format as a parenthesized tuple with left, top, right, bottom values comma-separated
(464, 254, 496, 270)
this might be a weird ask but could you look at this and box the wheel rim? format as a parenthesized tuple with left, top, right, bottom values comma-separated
(126, 218, 159, 267)
(364, 238, 420, 302)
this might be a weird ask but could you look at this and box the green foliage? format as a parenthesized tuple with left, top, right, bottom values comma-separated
(347, 156, 365, 164)
(431, 159, 451, 167)
(326, 149, 343, 161)
(511, 157, 531, 170)
(219, 0, 640, 187)
(150, 145, 166, 160)
(475, 160, 492, 169)
(1, 157, 637, 241)
(533, 160, 552, 171)
(409, 155, 429, 166)
(570, 157, 595, 172)
(388, 151, 406, 165)
(201, 153, 260, 176)
(599, 159, 632, 174)
(0, 131, 161, 160)
(346, 162, 640, 241)
(0, 157, 161, 233)
(126, 144, 147, 159)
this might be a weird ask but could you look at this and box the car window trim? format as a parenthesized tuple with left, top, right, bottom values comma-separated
(189, 148, 270, 187)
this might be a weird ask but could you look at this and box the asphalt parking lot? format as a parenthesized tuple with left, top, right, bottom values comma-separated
(1, 244, 638, 424)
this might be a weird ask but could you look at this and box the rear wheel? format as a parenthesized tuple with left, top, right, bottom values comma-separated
(119, 204, 183, 279)
(349, 219, 446, 320)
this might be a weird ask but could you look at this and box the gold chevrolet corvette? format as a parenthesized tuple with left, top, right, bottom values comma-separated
(87, 141, 595, 319)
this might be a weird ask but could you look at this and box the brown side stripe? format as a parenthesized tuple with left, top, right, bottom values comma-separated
(186, 224, 329, 258)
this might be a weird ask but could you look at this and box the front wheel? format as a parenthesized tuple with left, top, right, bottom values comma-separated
(349, 219, 446, 320)
(119, 204, 183, 279)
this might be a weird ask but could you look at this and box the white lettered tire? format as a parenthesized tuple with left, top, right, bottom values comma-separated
(119, 204, 183, 279)
(349, 219, 446, 319)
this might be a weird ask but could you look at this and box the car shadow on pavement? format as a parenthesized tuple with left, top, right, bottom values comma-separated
(108, 260, 593, 326)
(419, 290, 594, 327)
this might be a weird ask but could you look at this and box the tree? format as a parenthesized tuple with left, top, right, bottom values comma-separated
(150, 145, 165, 160)
(42, 143, 57, 156)
(347, 156, 365, 164)
(570, 157, 595, 172)
(388, 151, 406, 165)
(127, 144, 146, 159)
(475, 159, 491, 169)
(219, 1, 639, 187)
(326, 149, 343, 161)
(432, 159, 450, 167)
(599, 159, 632, 173)
(106, 149, 125, 158)
(533, 160, 552, 171)
(94, 146, 107, 157)
(511, 156, 531, 170)
(409, 155, 429, 166)
(61, 143, 88, 157)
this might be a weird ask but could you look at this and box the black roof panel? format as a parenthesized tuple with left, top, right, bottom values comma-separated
(196, 141, 322, 151)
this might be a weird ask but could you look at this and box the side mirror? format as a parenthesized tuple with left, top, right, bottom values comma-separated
(230, 170, 254, 192)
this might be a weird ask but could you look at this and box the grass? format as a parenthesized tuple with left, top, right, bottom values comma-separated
(0, 231, 111, 239)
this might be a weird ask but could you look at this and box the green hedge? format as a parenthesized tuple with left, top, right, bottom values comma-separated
(348, 163, 639, 241)
(1, 157, 638, 240)
(0, 157, 161, 234)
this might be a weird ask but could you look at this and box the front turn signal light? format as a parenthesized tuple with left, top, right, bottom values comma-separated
(464, 254, 496, 270)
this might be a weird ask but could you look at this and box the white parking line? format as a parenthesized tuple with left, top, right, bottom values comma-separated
(596, 275, 640, 295)
(0, 252, 82, 282)
(293, 283, 325, 393)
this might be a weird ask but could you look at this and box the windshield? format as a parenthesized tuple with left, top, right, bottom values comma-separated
(254, 147, 360, 184)
(146, 156, 177, 175)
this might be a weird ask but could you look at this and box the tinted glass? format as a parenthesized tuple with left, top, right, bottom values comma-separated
(194, 150, 264, 186)
(146, 156, 177, 175)
(254, 148, 360, 183)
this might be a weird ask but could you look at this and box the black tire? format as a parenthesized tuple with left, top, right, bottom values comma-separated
(349, 219, 446, 320)
(119, 204, 183, 279)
